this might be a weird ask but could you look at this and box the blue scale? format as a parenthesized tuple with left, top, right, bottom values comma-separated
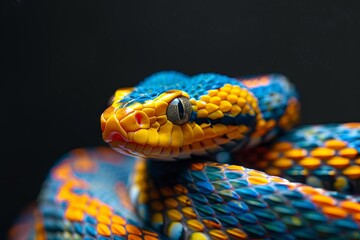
(205, 193, 225, 204)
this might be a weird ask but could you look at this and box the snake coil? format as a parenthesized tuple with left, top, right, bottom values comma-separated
(9, 72, 360, 240)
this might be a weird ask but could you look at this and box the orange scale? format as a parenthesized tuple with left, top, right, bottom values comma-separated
(266, 167, 281, 176)
(167, 209, 183, 221)
(310, 148, 335, 159)
(355, 158, 360, 165)
(34, 218, 45, 236)
(97, 214, 111, 225)
(226, 165, 245, 171)
(343, 165, 360, 179)
(126, 224, 142, 236)
(160, 187, 175, 197)
(191, 162, 205, 171)
(99, 205, 113, 216)
(65, 208, 84, 222)
(56, 189, 71, 201)
(128, 234, 142, 240)
(80, 194, 91, 202)
(226, 228, 248, 240)
(208, 162, 221, 166)
(133, 174, 146, 183)
(187, 219, 205, 231)
(134, 161, 146, 171)
(61, 181, 75, 190)
(311, 195, 337, 207)
(182, 207, 198, 219)
(102, 106, 115, 120)
(298, 157, 322, 170)
(273, 142, 293, 151)
(138, 192, 149, 204)
(111, 224, 126, 236)
(343, 122, 360, 129)
(354, 213, 360, 222)
(248, 170, 267, 177)
(279, 117, 289, 128)
(202, 219, 222, 229)
(68, 202, 87, 211)
(71, 179, 88, 188)
(324, 139, 347, 150)
(265, 119, 276, 130)
(71, 195, 89, 205)
(248, 176, 269, 185)
(322, 206, 348, 219)
(85, 206, 98, 217)
(298, 186, 322, 196)
(174, 184, 188, 194)
(142, 230, 159, 237)
(340, 201, 360, 213)
(326, 156, 350, 169)
(73, 158, 96, 172)
(144, 235, 159, 240)
(209, 229, 229, 240)
(339, 148, 358, 158)
(136, 182, 148, 191)
(71, 148, 90, 157)
(164, 198, 178, 208)
(89, 199, 102, 207)
(273, 158, 293, 169)
(270, 176, 289, 183)
(112, 215, 126, 225)
(53, 164, 73, 180)
(97, 223, 111, 237)
(265, 151, 280, 161)
(284, 148, 308, 160)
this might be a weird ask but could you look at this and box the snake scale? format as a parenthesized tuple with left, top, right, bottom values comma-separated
(9, 72, 360, 240)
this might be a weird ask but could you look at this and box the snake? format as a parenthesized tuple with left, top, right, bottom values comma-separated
(9, 71, 360, 240)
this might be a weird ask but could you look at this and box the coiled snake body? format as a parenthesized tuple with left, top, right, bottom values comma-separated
(10, 72, 360, 240)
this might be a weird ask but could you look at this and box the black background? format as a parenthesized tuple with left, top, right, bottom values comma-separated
(1, 0, 360, 237)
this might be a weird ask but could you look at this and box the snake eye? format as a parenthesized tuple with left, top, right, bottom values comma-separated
(166, 97, 192, 124)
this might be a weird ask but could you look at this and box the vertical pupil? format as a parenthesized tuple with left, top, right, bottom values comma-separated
(177, 100, 184, 119)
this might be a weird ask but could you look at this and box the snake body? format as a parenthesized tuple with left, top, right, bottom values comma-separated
(9, 72, 360, 240)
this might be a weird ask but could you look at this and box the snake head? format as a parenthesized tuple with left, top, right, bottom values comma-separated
(101, 71, 298, 160)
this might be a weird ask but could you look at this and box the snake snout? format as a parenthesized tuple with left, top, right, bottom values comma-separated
(101, 106, 151, 145)
(101, 107, 131, 143)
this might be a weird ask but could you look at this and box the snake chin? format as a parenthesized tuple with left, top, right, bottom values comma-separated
(108, 139, 189, 160)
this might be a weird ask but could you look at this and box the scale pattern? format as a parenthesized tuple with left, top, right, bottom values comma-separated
(236, 123, 360, 194)
(9, 72, 360, 240)
(130, 159, 360, 240)
(19, 148, 160, 240)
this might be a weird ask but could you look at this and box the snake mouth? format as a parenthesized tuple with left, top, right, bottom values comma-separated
(101, 107, 151, 143)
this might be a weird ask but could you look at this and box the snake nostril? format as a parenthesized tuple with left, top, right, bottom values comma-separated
(135, 113, 143, 125)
